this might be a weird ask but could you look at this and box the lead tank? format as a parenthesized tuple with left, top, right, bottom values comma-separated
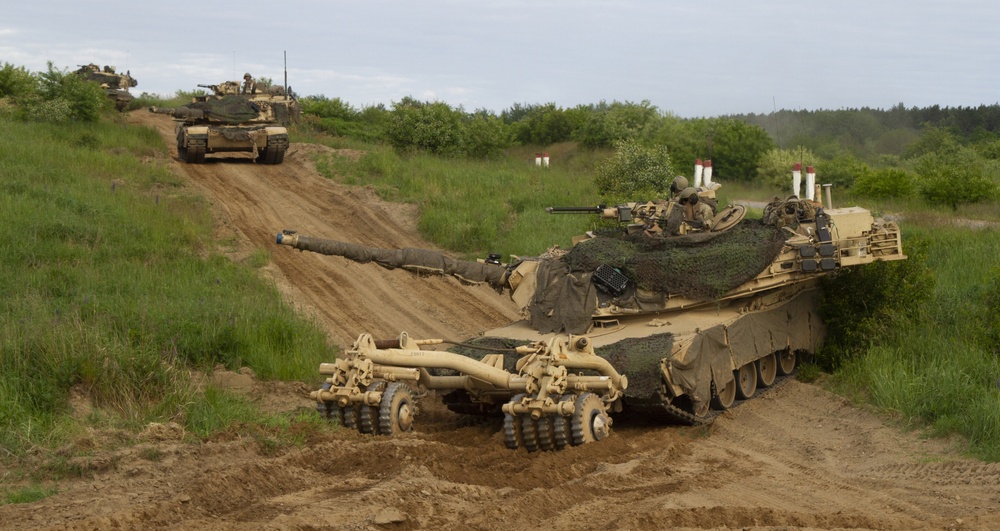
(74, 64, 137, 111)
(275, 197, 905, 450)
(149, 80, 299, 164)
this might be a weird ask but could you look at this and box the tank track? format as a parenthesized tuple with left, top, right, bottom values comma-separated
(184, 138, 206, 164)
(657, 369, 798, 426)
(260, 136, 287, 164)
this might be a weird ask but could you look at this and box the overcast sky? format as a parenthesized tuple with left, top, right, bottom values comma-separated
(3, 1, 999, 118)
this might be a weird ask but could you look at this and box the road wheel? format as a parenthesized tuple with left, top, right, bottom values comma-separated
(757, 353, 777, 387)
(735, 363, 758, 400)
(777, 349, 797, 376)
(711, 377, 736, 410)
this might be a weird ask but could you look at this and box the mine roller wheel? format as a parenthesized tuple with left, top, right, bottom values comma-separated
(358, 381, 385, 434)
(536, 415, 557, 451)
(342, 403, 361, 431)
(735, 363, 758, 400)
(757, 353, 777, 387)
(711, 377, 736, 410)
(503, 394, 525, 450)
(571, 393, 610, 446)
(520, 415, 540, 452)
(315, 383, 346, 425)
(552, 395, 575, 450)
(378, 382, 415, 436)
(776, 349, 797, 376)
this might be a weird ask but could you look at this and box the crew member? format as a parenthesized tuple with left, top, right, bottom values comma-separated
(679, 188, 715, 230)
(241, 73, 257, 95)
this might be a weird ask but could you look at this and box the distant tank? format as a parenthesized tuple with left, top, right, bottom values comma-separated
(74, 64, 137, 111)
(149, 78, 299, 164)
(276, 195, 905, 450)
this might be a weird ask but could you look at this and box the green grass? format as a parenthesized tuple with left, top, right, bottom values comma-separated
(0, 116, 335, 458)
(312, 143, 604, 258)
(831, 220, 1000, 460)
(2, 484, 58, 505)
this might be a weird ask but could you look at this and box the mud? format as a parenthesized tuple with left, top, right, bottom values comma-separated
(0, 112, 997, 530)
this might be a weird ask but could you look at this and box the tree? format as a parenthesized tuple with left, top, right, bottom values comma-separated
(574, 100, 660, 149)
(708, 118, 775, 181)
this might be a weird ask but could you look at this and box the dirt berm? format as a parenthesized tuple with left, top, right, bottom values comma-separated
(0, 111, 997, 530)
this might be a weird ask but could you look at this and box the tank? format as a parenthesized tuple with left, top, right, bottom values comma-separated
(74, 64, 137, 111)
(275, 196, 905, 450)
(149, 80, 299, 164)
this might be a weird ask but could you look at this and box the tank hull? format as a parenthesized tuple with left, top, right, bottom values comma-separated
(174, 124, 288, 164)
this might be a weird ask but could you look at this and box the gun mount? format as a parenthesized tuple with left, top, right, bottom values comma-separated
(279, 198, 905, 450)
(149, 79, 299, 164)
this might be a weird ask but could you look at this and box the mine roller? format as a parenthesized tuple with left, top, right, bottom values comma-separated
(276, 194, 905, 451)
(149, 79, 298, 164)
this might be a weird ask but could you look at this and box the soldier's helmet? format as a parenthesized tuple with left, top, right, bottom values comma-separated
(670, 176, 689, 195)
(244, 73, 252, 79)
(679, 187, 699, 205)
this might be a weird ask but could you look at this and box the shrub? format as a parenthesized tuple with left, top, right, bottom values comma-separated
(463, 113, 513, 159)
(0, 62, 37, 99)
(757, 147, 820, 190)
(594, 138, 674, 202)
(915, 151, 996, 207)
(817, 235, 935, 370)
(851, 166, 918, 199)
(36, 62, 109, 122)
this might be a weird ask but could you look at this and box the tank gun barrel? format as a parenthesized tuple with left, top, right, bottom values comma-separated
(148, 106, 205, 120)
(275, 231, 510, 288)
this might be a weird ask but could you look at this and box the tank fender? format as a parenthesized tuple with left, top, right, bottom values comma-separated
(185, 126, 209, 137)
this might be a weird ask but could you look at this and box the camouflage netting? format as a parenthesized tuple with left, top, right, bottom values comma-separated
(447, 334, 671, 400)
(564, 221, 788, 300)
(186, 95, 262, 124)
(292, 236, 508, 286)
(594, 333, 672, 399)
(446, 336, 531, 373)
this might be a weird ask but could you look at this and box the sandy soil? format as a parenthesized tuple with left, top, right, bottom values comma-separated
(1, 112, 998, 530)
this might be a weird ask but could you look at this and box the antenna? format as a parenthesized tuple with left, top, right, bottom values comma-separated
(284, 50, 288, 97)
(233, 51, 236, 81)
(772, 96, 781, 147)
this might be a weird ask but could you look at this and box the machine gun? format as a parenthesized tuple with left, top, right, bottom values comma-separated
(197, 81, 241, 96)
(548, 201, 685, 236)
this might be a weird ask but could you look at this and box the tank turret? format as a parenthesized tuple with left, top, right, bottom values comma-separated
(277, 201, 905, 450)
(148, 79, 299, 165)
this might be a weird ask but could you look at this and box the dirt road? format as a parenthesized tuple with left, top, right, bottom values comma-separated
(1, 112, 997, 530)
